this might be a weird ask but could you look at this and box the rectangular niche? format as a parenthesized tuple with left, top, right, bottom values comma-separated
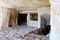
(30, 14, 38, 21)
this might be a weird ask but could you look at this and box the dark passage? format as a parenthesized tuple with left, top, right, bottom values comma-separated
(18, 14, 27, 25)
(41, 25, 51, 35)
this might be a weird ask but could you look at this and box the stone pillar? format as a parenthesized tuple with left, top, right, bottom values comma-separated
(0, 7, 10, 30)
(0, 6, 2, 29)
(9, 8, 18, 27)
(50, 0, 60, 40)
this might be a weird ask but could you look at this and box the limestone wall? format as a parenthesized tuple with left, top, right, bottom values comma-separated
(27, 13, 39, 28)
(0, 6, 19, 29)
(0, 0, 50, 10)
(0, 7, 10, 29)
(50, 0, 60, 40)
(9, 8, 18, 27)
(0, 0, 50, 30)
(38, 7, 50, 14)
(0, 6, 2, 29)
(38, 7, 50, 28)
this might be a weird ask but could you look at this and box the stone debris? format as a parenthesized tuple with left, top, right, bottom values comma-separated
(0, 26, 49, 40)
(24, 33, 49, 40)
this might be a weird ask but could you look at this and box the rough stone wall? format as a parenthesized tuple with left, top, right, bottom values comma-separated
(0, 0, 50, 30)
(0, 0, 50, 9)
(0, 6, 19, 29)
(0, 6, 2, 29)
(9, 8, 18, 27)
(0, 7, 10, 29)
(50, 0, 60, 40)
(38, 7, 50, 28)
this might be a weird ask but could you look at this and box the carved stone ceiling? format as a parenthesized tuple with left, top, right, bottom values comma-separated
(0, 0, 50, 10)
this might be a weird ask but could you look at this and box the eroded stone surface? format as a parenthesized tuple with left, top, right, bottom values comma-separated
(24, 33, 49, 40)
(0, 26, 37, 40)
(0, 26, 49, 40)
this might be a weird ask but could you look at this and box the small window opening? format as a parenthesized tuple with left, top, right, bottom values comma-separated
(30, 14, 38, 21)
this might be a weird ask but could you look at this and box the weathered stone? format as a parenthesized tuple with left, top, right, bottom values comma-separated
(9, 8, 18, 27)
(50, 0, 60, 40)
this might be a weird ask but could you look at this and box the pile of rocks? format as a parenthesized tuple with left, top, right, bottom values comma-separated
(24, 33, 49, 40)
(0, 26, 49, 40)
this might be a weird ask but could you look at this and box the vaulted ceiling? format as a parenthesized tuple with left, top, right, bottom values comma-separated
(0, 0, 50, 10)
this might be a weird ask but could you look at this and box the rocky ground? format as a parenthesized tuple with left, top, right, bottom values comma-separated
(0, 26, 49, 40)
(24, 33, 49, 40)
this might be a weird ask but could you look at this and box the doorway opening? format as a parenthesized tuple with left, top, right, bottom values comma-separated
(18, 14, 27, 26)
(40, 14, 51, 35)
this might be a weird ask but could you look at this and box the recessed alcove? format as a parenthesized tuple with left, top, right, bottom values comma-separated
(40, 14, 51, 35)
(18, 14, 27, 26)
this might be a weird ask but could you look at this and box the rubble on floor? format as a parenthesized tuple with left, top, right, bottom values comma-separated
(0, 26, 49, 40)
(24, 33, 49, 40)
